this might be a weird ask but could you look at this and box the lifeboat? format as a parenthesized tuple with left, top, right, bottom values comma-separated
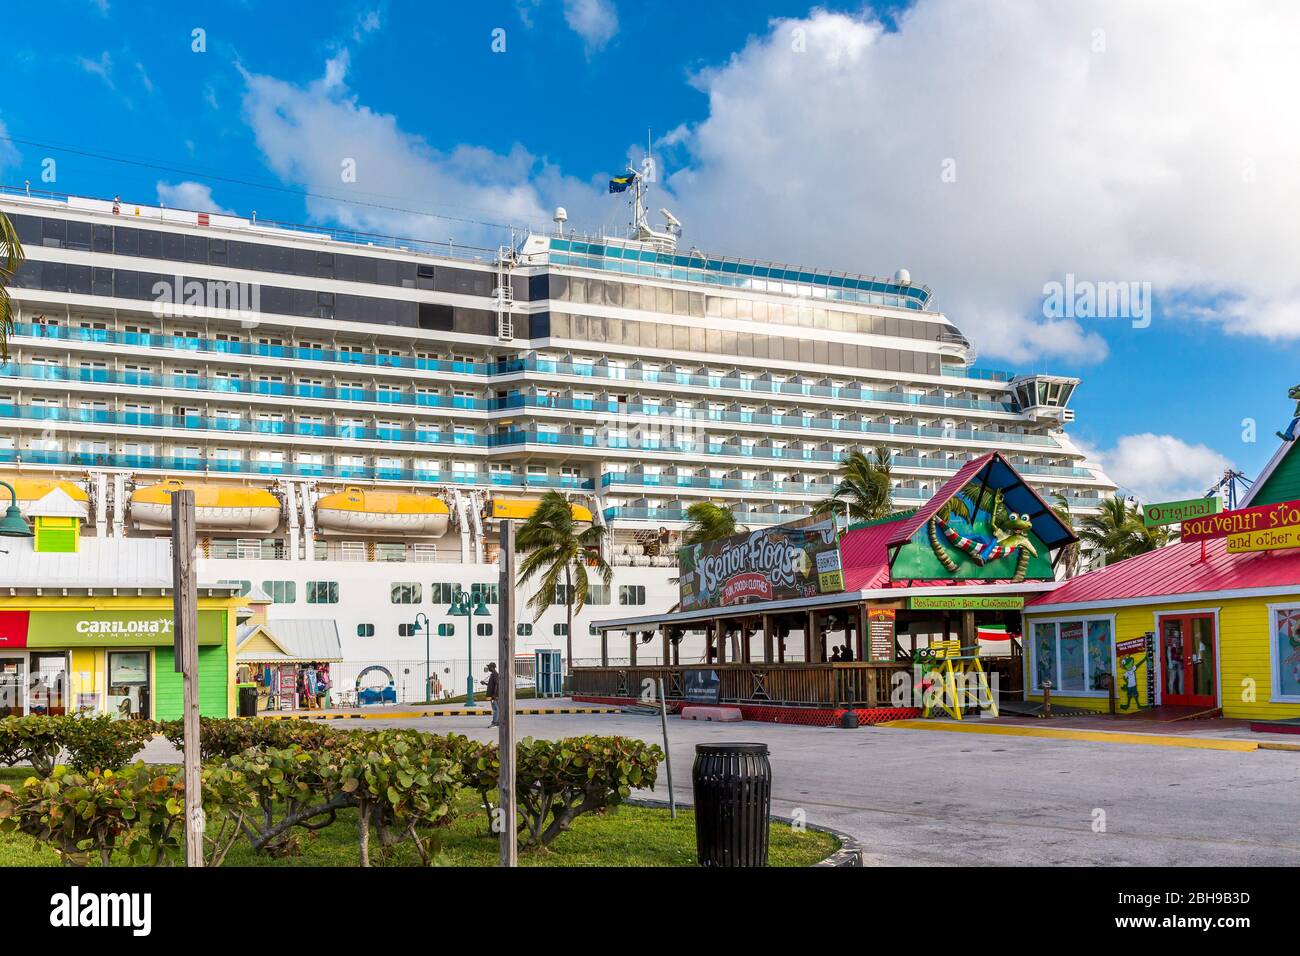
(487, 496, 592, 527)
(130, 479, 281, 532)
(316, 487, 450, 537)
(0, 478, 90, 520)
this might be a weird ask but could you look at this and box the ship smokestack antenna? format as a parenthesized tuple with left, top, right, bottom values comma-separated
(553, 206, 568, 237)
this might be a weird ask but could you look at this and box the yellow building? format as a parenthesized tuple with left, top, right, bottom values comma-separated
(1023, 537, 1300, 723)
(0, 526, 244, 720)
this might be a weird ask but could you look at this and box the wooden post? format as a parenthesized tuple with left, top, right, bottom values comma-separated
(857, 604, 868, 662)
(629, 629, 638, 666)
(805, 610, 815, 661)
(662, 627, 670, 666)
(715, 619, 726, 664)
(600, 627, 608, 667)
(497, 521, 518, 867)
(762, 614, 773, 663)
(672, 628, 680, 666)
(171, 490, 203, 868)
(657, 678, 676, 819)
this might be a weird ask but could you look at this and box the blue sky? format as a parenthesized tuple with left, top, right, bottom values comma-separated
(3, 0, 1298, 502)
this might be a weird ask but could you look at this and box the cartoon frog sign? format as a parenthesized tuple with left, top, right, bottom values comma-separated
(1118, 652, 1148, 711)
(1276, 383, 1300, 442)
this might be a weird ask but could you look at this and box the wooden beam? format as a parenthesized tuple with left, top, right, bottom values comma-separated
(497, 521, 518, 868)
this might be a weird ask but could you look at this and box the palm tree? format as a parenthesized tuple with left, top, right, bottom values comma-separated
(515, 490, 611, 674)
(813, 444, 895, 525)
(1076, 495, 1171, 568)
(684, 500, 737, 544)
(0, 211, 25, 360)
(1050, 493, 1082, 579)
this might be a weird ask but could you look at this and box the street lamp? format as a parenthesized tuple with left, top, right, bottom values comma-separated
(448, 589, 491, 705)
(412, 612, 431, 702)
(0, 482, 33, 537)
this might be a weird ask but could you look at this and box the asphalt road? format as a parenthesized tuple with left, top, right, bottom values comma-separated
(142, 712, 1300, 866)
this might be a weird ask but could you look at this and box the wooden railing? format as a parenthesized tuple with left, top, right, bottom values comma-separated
(569, 662, 916, 708)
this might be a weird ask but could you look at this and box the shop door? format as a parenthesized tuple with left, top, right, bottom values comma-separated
(1160, 614, 1217, 708)
(28, 652, 68, 716)
(0, 657, 24, 717)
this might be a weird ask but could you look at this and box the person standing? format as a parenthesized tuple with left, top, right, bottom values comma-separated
(484, 662, 500, 726)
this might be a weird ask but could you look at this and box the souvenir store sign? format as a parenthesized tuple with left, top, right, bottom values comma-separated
(1181, 498, 1300, 543)
(1142, 496, 1220, 528)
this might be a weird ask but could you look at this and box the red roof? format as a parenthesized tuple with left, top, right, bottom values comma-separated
(839, 518, 901, 591)
(1027, 537, 1300, 609)
(885, 454, 992, 546)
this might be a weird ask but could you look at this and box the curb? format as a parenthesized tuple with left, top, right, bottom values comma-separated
(877, 718, 1262, 752)
(627, 797, 862, 867)
(254, 707, 620, 720)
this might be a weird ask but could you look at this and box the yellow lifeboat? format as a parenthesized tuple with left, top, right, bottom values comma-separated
(0, 478, 90, 520)
(316, 487, 450, 537)
(130, 479, 281, 532)
(487, 496, 592, 526)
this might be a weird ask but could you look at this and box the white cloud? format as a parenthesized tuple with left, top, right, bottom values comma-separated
(156, 181, 237, 216)
(77, 51, 114, 89)
(0, 119, 20, 170)
(646, 2, 1300, 364)
(238, 54, 597, 248)
(135, 61, 153, 94)
(353, 9, 381, 41)
(1084, 433, 1231, 504)
(563, 0, 618, 52)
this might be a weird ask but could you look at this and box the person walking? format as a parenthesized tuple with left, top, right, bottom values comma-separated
(484, 662, 500, 726)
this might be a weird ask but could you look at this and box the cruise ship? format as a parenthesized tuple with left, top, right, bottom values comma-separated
(0, 180, 1115, 699)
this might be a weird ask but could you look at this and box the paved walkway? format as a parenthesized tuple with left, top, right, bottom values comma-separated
(262, 697, 620, 720)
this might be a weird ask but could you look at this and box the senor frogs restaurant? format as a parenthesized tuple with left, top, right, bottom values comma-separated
(0, 494, 243, 720)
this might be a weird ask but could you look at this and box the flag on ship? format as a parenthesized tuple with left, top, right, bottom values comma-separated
(608, 171, 637, 193)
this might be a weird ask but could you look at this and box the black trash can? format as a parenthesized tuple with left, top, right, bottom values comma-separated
(691, 743, 772, 867)
(237, 684, 258, 718)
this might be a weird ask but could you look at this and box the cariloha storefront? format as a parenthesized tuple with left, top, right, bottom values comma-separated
(0, 601, 239, 721)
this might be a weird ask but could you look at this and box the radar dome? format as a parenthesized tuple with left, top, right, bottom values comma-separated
(894, 268, 911, 285)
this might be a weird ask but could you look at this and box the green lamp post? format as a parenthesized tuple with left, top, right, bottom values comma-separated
(448, 589, 491, 705)
(0, 482, 33, 537)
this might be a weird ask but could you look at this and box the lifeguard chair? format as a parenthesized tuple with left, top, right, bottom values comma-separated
(916, 639, 998, 719)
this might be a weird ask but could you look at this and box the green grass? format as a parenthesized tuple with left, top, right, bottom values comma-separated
(0, 767, 836, 868)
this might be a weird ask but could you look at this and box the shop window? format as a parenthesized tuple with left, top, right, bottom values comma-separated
(1030, 618, 1114, 694)
(391, 582, 423, 604)
(619, 585, 646, 606)
(357, 624, 375, 637)
(477, 623, 493, 637)
(517, 623, 533, 637)
(262, 580, 296, 604)
(307, 581, 339, 604)
(1270, 604, 1300, 702)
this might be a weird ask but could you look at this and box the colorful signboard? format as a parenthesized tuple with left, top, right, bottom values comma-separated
(1226, 525, 1300, 553)
(677, 517, 842, 611)
(891, 480, 1055, 582)
(25, 610, 225, 647)
(867, 609, 896, 663)
(1143, 497, 1220, 527)
(907, 595, 1025, 611)
(0, 610, 29, 649)
(1180, 498, 1300, 543)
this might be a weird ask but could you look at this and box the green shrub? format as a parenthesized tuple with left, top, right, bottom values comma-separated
(159, 717, 337, 760)
(62, 717, 158, 774)
(0, 716, 67, 777)
(0, 764, 139, 866)
(226, 744, 347, 856)
(431, 733, 498, 829)
(123, 762, 259, 867)
(515, 736, 664, 847)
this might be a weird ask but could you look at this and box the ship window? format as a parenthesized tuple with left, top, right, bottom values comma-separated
(306, 581, 339, 604)
(619, 585, 646, 606)
(430, 582, 461, 605)
(517, 623, 533, 637)
(553, 623, 568, 637)
(398, 623, 418, 637)
(476, 623, 493, 637)
(391, 583, 423, 604)
(262, 581, 296, 604)
(357, 624, 375, 637)
(470, 583, 498, 605)
(437, 624, 455, 637)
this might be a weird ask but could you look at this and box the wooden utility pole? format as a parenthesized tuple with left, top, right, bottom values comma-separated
(171, 490, 203, 867)
(497, 521, 518, 867)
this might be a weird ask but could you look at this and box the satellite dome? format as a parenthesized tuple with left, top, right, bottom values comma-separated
(894, 268, 911, 285)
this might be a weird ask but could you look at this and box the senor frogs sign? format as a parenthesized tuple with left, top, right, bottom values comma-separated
(677, 517, 843, 612)
(26, 610, 226, 647)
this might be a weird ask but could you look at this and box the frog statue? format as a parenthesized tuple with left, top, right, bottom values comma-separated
(1276, 383, 1300, 442)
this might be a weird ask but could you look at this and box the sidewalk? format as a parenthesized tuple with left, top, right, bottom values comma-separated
(880, 714, 1300, 752)
(258, 697, 621, 720)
